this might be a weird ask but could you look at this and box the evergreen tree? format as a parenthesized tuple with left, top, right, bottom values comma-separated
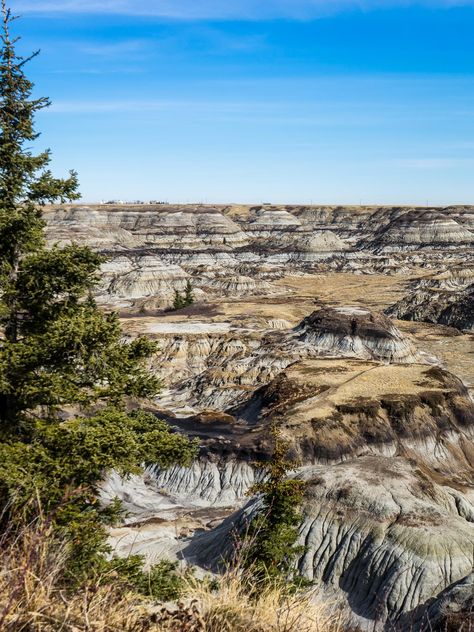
(0, 1, 198, 578)
(0, 0, 158, 433)
(184, 279, 194, 306)
(172, 280, 194, 311)
(243, 426, 307, 585)
(173, 288, 185, 310)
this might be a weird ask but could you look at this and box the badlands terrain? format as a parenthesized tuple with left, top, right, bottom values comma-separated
(46, 204, 474, 631)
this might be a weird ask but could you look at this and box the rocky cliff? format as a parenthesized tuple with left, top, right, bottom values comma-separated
(141, 306, 421, 413)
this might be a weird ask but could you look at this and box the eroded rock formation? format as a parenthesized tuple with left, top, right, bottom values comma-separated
(387, 268, 474, 331)
(185, 457, 474, 631)
(104, 356, 474, 629)
(367, 209, 474, 252)
(49, 203, 474, 631)
(296, 307, 419, 362)
(45, 204, 474, 311)
(144, 307, 420, 413)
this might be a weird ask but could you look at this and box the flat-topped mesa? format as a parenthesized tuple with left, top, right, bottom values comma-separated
(204, 274, 278, 296)
(246, 208, 302, 232)
(295, 306, 419, 362)
(368, 209, 474, 252)
(444, 205, 474, 231)
(149, 306, 423, 413)
(229, 360, 474, 466)
(44, 205, 474, 286)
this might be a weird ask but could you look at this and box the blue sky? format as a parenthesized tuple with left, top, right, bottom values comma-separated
(10, 0, 474, 204)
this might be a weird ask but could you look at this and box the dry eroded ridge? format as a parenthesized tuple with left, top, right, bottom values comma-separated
(47, 204, 474, 631)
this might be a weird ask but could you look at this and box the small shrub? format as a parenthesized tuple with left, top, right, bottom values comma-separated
(173, 289, 186, 310)
(381, 395, 419, 433)
(107, 556, 188, 601)
(172, 280, 195, 311)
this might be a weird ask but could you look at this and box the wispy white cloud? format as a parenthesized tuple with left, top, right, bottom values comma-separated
(390, 157, 474, 169)
(12, 0, 474, 20)
(79, 39, 152, 58)
(44, 94, 435, 130)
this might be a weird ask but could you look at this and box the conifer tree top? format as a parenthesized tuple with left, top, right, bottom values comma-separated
(0, 0, 79, 210)
(0, 0, 159, 428)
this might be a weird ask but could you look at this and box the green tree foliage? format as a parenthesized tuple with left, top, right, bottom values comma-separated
(173, 289, 186, 310)
(0, 2, 160, 432)
(0, 0, 198, 581)
(109, 557, 189, 601)
(0, 409, 197, 579)
(243, 427, 307, 585)
(172, 279, 194, 311)
(184, 279, 194, 305)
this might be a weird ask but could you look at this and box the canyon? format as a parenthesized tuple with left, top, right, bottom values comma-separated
(46, 204, 474, 631)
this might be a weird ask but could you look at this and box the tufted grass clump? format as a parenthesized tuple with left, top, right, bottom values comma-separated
(181, 569, 345, 632)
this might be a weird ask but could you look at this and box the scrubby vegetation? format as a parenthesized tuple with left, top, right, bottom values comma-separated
(172, 280, 195, 310)
(0, 408, 197, 581)
(0, 519, 344, 632)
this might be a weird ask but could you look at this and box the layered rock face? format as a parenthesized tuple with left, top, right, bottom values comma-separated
(46, 205, 250, 250)
(367, 209, 474, 253)
(387, 269, 474, 331)
(158, 360, 474, 630)
(52, 203, 474, 630)
(106, 357, 474, 629)
(438, 284, 474, 330)
(186, 457, 474, 631)
(44, 204, 474, 311)
(145, 307, 420, 413)
(228, 360, 474, 465)
(296, 307, 418, 362)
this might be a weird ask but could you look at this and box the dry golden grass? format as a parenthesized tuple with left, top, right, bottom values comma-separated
(0, 521, 156, 631)
(0, 521, 344, 632)
(184, 571, 345, 632)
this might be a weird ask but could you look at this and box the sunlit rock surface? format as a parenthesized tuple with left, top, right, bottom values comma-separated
(367, 209, 474, 252)
(185, 457, 474, 631)
(388, 270, 474, 331)
(296, 306, 419, 363)
(105, 357, 474, 629)
(45, 204, 474, 310)
(48, 203, 474, 630)
(141, 306, 421, 413)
